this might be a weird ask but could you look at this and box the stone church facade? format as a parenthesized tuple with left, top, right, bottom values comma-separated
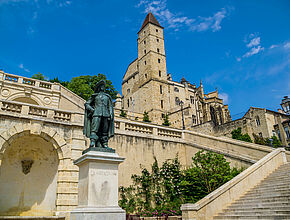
(121, 13, 231, 129)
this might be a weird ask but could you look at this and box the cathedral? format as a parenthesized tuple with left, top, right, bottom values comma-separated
(121, 13, 231, 129)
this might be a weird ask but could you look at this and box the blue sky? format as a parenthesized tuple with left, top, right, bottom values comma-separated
(0, 0, 289, 119)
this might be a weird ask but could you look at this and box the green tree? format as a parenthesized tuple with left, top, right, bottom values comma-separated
(49, 77, 69, 87)
(119, 151, 243, 216)
(180, 151, 243, 203)
(231, 127, 252, 143)
(120, 108, 127, 118)
(31, 72, 48, 81)
(67, 74, 117, 100)
(162, 114, 171, 126)
(143, 111, 151, 122)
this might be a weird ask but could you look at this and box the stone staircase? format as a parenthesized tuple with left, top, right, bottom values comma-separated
(214, 162, 290, 219)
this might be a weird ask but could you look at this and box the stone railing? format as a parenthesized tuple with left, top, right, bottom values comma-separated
(0, 100, 83, 125)
(0, 71, 59, 91)
(115, 117, 183, 139)
(181, 148, 287, 220)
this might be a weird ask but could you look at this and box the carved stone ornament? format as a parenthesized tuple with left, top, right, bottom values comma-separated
(21, 160, 34, 175)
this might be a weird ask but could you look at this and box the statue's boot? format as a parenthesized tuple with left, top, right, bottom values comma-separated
(101, 136, 109, 148)
(89, 139, 96, 148)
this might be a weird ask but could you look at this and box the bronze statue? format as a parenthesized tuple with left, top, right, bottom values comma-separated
(83, 80, 114, 152)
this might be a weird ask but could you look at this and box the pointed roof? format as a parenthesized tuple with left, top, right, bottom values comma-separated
(138, 12, 163, 33)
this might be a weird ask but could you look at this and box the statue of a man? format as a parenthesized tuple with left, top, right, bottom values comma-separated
(83, 80, 114, 149)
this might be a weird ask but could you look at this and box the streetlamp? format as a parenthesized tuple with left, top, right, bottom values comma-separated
(179, 100, 185, 130)
(281, 96, 290, 115)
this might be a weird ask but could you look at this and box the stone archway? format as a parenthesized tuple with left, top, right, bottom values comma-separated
(0, 124, 67, 216)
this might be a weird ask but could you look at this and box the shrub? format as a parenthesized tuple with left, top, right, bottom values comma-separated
(143, 111, 151, 122)
(231, 127, 252, 143)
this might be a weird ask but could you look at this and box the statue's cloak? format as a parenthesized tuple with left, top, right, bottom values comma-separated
(83, 92, 114, 138)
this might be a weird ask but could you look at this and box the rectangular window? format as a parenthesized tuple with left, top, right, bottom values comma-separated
(145, 74, 147, 78)
(156, 29, 158, 32)
(157, 39, 159, 42)
(144, 61, 146, 65)
(256, 116, 261, 126)
(160, 85, 162, 94)
(144, 50, 146, 54)
(159, 70, 161, 77)
(127, 99, 130, 107)
(285, 127, 290, 139)
(158, 58, 161, 63)
(190, 96, 194, 104)
(144, 40, 146, 44)
(277, 130, 281, 141)
(157, 48, 160, 53)
(161, 100, 163, 109)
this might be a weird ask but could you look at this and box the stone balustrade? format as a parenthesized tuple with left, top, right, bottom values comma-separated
(0, 99, 82, 125)
(0, 71, 59, 91)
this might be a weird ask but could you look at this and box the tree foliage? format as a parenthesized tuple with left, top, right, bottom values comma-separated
(31, 73, 48, 81)
(162, 114, 171, 126)
(30, 73, 117, 100)
(67, 74, 117, 100)
(143, 111, 151, 122)
(119, 151, 243, 217)
(253, 134, 282, 148)
(231, 127, 252, 143)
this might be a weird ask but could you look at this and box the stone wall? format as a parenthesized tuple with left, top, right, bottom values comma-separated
(1, 98, 289, 217)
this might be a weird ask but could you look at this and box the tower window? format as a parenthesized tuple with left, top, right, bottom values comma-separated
(144, 40, 146, 44)
(144, 50, 146, 54)
(157, 39, 159, 42)
(144, 31, 145, 34)
(159, 70, 161, 77)
(158, 59, 161, 63)
(127, 99, 130, 107)
(144, 61, 146, 65)
(157, 48, 160, 53)
(156, 29, 158, 32)
(160, 85, 162, 94)
(256, 116, 261, 126)
(145, 74, 147, 78)
(161, 100, 164, 109)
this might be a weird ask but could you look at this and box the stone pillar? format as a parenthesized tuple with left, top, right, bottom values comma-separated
(71, 150, 126, 220)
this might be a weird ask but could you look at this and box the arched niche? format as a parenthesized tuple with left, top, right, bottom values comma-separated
(12, 97, 39, 105)
(0, 134, 59, 216)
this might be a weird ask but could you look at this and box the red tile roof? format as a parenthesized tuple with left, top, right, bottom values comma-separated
(138, 12, 163, 33)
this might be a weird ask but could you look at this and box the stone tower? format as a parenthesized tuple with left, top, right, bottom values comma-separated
(122, 13, 169, 122)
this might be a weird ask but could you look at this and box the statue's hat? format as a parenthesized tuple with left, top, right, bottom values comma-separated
(94, 80, 106, 92)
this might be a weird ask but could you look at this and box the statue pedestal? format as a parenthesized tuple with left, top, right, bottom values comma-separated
(70, 150, 126, 220)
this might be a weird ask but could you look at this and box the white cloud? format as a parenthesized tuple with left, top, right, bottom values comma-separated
(242, 46, 264, 58)
(270, 44, 278, 49)
(284, 42, 290, 49)
(239, 33, 264, 60)
(19, 63, 30, 72)
(219, 93, 229, 104)
(137, 0, 232, 32)
(247, 37, 260, 48)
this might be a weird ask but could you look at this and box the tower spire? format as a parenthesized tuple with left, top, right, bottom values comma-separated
(138, 12, 163, 33)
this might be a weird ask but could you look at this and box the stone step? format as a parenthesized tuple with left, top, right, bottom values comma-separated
(231, 197, 290, 205)
(213, 214, 290, 219)
(255, 182, 290, 188)
(246, 188, 290, 195)
(229, 201, 290, 209)
(261, 178, 290, 183)
(223, 206, 290, 212)
(240, 192, 290, 199)
(239, 195, 290, 203)
(217, 210, 290, 216)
